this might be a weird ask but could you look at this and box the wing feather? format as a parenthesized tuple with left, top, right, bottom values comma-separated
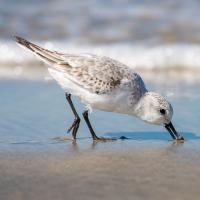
(15, 36, 146, 95)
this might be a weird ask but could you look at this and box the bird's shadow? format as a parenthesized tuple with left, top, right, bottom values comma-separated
(104, 131, 200, 141)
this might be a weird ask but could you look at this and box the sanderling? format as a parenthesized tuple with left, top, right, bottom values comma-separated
(14, 36, 184, 141)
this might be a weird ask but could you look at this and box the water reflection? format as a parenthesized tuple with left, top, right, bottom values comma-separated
(105, 131, 200, 141)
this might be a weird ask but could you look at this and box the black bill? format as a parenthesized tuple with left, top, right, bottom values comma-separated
(165, 121, 184, 141)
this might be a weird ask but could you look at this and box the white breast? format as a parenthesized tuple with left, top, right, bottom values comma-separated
(48, 68, 135, 114)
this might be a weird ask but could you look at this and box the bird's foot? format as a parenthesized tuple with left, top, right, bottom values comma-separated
(93, 136, 117, 142)
(67, 117, 80, 133)
(174, 136, 184, 144)
(67, 117, 80, 139)
(52, 136, 74, 141)
(177, 136, 184, 141)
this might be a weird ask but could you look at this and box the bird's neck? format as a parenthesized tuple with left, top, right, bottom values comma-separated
(134, 92, 150, 120)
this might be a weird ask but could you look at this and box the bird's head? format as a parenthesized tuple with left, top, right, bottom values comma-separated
(135, 92, 184, 141)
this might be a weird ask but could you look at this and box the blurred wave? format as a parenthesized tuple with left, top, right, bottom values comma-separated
(1, 0, 200, 80)
(1, 0, 200, 44)
(0, 40, 200, 81)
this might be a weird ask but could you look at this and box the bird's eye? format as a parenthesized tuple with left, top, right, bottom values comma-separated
(160, 109, 166, 115)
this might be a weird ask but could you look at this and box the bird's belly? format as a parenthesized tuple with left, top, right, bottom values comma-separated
(86, 90, 132, 114)
(48, 68, 132, 114)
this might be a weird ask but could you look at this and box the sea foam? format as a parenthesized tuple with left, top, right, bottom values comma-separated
(0, 40, 200, 80)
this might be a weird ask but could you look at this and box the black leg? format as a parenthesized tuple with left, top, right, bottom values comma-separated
(82, 110, 100, 140)
(82, 110, 116, 141)
(65, 93, 80, 140)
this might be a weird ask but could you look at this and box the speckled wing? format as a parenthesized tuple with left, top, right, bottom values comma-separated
(56, 54, 147, 95)
(14, 36, 146, 95)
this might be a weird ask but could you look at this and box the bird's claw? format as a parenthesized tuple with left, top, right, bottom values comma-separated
(93, 137, 117, 142)
(67, 118, 80, 133)
(174, 136, 184, 144)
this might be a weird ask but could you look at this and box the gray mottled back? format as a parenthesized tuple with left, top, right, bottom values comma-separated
(55, 54, 147, 95)
(14, 36, 147, 96)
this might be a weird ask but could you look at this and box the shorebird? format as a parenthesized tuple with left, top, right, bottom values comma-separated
(15, 36, 184, 141)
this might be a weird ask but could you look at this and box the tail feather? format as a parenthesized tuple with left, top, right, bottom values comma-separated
(14, 36, 64, 64)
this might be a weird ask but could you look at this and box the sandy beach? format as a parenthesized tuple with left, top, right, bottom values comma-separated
(1, 140, 200, 200)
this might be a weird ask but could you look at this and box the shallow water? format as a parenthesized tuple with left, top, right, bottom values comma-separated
(0, 80, 200, 200)
(0, 80, 200, 151)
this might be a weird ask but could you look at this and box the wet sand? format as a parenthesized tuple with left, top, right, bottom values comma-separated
(1, 140, 200, 200)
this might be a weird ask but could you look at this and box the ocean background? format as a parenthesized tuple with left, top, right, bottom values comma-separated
(1, 0, 200, 80)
